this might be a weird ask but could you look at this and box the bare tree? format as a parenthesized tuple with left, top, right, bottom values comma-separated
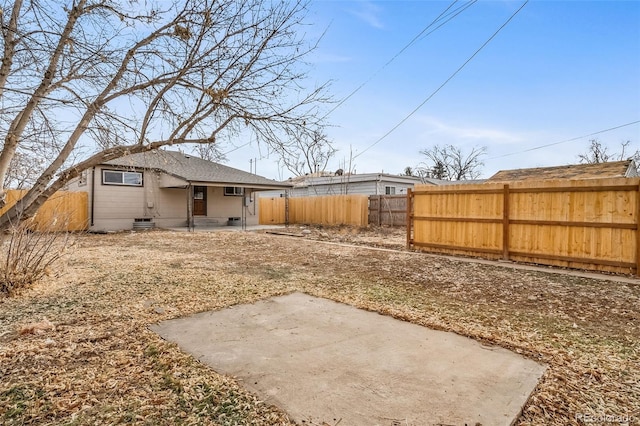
(578, 139, 614, 164)
(402, 166, 414, 177)
(578, 139, 639, 165)
(190, 144, 227, 163)
(417, 144, 486, 181)
(620, 141, 640, 164)
(3, 151, 46, 190)
(0, 0, 329, 229)
(274, 126, 336, 176)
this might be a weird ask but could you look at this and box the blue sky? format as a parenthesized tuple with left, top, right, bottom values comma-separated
(223, 0, 640, 180)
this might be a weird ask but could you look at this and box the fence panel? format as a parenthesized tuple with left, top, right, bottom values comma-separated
(368, 195, 407, 226)
(408, 178, 640, 275)
(410, 184, 505, 258)
(0, 190, 89, 231)
(258, 197, 286, 225)
(259, 194, 368, 227)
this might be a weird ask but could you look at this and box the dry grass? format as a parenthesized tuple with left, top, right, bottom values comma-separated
(1, 228, 638, 425)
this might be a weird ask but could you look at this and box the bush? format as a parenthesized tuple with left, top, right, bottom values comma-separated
(0, 219, 71, 297)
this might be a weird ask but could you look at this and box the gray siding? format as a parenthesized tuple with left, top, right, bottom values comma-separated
(260, 178, 417, 198)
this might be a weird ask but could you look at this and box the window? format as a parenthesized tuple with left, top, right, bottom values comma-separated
(224, 186, 244, 196)
(193, 187, 206, 200)
(385, 186, 396, 195)
(103, 170, 143, 186)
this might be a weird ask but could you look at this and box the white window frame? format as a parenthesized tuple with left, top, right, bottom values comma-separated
(102, 170, 143, 186)
(385, 186, 396, 195)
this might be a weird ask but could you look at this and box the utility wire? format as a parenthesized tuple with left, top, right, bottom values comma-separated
(321, 0, 477, 120)
(486, 120, 640, 160)
(226, 2, 478, 158)
(354, 0, 529, 160)
(222, 142, 250, 155)
(416, 0, 478, 44)
(223, 2, 475, 158)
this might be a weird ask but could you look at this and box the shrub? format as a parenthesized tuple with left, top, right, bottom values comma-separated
(0, 219, 71, 297)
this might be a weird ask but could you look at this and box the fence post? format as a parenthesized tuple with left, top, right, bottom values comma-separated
(406, 188, 413, 249)
(377, 195, 382, 226)
(503, 184, 510, 260)
(636, 184, 640, 275)
(187, 184, 193, 231)
(284, 191, 290, 227)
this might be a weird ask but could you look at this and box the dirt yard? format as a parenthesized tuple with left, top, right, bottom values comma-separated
(1, 227, 638, 425)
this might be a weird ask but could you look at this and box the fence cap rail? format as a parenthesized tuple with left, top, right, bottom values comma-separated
(414, 177, 640, 192)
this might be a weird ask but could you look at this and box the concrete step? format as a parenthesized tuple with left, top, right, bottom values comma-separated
(193, 217, 221, 227)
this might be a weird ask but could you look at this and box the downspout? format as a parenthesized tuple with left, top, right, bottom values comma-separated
(90, 167, 96, 227)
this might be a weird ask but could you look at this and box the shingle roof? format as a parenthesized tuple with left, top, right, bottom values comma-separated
(488, 160, 637, 182)
(103, 150, 291, 189)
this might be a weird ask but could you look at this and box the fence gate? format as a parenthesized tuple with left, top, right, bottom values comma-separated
(368, 195, 408, 226)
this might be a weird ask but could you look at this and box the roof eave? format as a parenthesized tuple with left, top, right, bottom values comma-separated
(188, 180, 293, 190)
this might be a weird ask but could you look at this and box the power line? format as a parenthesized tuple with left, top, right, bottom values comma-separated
(486, 120, 640, 160)
(222, 142, 250, 155)
(354, 0, 529, 160)
(225, 2, 478, 158)
(225, 2, 475, 158)
(321, 0, 477, 120)
(416, 0, 478, 44)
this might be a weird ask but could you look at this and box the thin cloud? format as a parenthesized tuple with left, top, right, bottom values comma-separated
(349, 1, 385, 29)
(417, 116, 523, 144)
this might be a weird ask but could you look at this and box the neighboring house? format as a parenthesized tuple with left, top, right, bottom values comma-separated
(66, 150, 292, 231)
(488, 160, 638, 182)
(260, 173, 430, 198)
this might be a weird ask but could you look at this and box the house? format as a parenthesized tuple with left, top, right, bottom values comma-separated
(66, 150, 292, 231)
(487, 160, 638, 182)
(260, 173, 429, 198)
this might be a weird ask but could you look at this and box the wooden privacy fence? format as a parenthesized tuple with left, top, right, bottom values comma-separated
(258, 196, 287, 225)
(0, 190, 89, 231)
(368, 195, 408, 226)
(259, 194, 369, 227)
(407, 178, 640, 275)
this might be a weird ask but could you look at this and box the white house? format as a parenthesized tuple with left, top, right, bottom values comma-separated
(260, 173, 433, 198)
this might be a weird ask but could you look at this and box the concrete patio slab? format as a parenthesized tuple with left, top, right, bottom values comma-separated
(150, 292, 546, 426)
